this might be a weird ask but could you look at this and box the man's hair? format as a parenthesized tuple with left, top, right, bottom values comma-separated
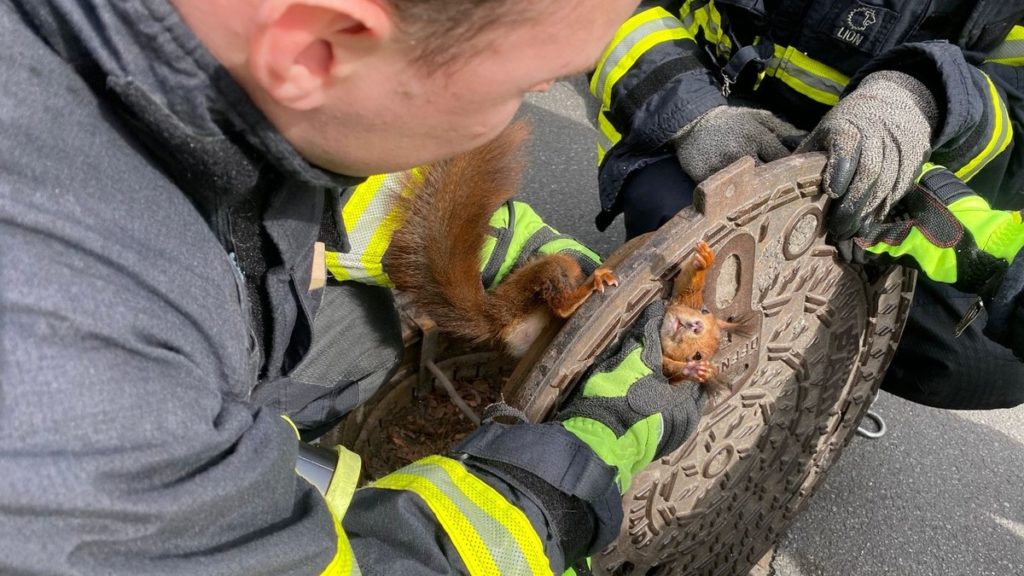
(388, 0, 540, 66)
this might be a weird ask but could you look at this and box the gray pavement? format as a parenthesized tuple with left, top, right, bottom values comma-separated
(519, 80, 1024, 576)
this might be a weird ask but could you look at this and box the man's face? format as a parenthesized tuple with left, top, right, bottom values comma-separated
(286, 0, 640, 177)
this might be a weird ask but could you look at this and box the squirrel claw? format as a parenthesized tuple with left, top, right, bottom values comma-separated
(592, 268, 618, 293)
(681, 360, 714, 383)
(694, 241, 715, 271)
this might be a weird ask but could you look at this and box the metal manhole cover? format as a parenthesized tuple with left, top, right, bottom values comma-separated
(503, 153, 915, 575)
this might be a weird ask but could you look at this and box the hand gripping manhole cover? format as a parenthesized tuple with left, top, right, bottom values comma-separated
(502, 153, 916, 576)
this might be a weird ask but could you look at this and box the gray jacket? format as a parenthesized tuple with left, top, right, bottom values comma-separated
(0, 0, 617, 573)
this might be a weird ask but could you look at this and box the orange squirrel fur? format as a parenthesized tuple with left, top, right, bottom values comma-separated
(384, 121, 616, 357)
(660, 241, 748, 388)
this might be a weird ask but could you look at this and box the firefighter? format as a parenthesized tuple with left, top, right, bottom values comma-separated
(0, 0, 713, 574)
(589, 0, 1024, 408)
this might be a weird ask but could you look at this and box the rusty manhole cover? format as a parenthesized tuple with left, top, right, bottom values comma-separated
(503, 153, 916, 575)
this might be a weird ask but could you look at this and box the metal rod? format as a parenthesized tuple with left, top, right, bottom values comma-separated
(424, 359, 481, 426)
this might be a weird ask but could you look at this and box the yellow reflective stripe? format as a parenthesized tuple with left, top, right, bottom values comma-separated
(679, 1, 731, 57)
(591, 7, 681, 97)
(372, 456, 552, 576)
(325, 446, 362, 521)
(598, 28, 690, 116)
(420, 457, 551, 576)
(985, 25, 1024, 66)
(595, 27, 690, 110)
(329, 170, 423, 286)
(373, 471, 502, 574)
(319, 504, 361, 576)
(596, 112, 620, 164)
(763, 45, 849, 106)
(342, 175, 386, 231)
(280, 414, 300, 439)
(357, 170, 421, 286)
(955, 73, 1013, 182)
(317, 448, 363, 576)
(325, 250, 351, 282)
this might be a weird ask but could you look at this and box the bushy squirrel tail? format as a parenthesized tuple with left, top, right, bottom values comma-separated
(385, 121, 531, 344)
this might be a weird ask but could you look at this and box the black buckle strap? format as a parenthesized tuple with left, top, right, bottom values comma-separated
(715, 43, 773, 97)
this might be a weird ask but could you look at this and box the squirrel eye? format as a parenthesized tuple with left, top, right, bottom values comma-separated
(701, 306, 709, 315)
(693, 352, 702, 361)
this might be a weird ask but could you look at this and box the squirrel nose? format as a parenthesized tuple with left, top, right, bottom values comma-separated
(684, 319, 705, 334)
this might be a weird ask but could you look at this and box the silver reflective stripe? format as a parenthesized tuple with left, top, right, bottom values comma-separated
(399, 462, 533, 576)
(593, 16, 687, 108)
(333, 174, 406, 284)
(596, 126, 614, 157)
(956, 73, 1013, 181)
(680, 1, 724, 41)
(763, 46, 848, 105)
(987, 39, 1024, 64)
(346, 174, 404, 252)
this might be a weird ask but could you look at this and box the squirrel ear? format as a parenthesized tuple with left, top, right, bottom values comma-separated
(716, 312, 757, 337)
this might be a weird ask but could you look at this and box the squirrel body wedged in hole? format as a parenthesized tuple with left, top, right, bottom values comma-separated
(660, 241, 748, 388)
(383, 121, 617, 357)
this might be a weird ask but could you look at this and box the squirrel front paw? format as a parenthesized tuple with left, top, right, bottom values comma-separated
(667, 359, 715, 384)
(592, 267, 618, 293)
(693, 241, 715, 271)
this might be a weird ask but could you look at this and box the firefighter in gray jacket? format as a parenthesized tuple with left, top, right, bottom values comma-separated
(0, 0, 715, 574)
(589, 0, 1024, 409)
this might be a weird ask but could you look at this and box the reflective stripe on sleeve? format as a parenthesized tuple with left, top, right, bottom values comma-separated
(590, 2, 728, 163)
(319, 511, 362, 576)
(590, 7, 690, 103)
(372, 455, 553, 576)
(325, 170, 422, 286)
(985, 25, 1024, 66)
(596, 113, 619, 165)
(591, 9, 691, 109)
(954, 72, 1013, 182)
(317, 446, 364, 576)
(761, 44, 849, 106)
(679, 0, 732, 58)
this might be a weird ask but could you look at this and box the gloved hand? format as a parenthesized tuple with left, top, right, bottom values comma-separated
(797, 70, 940, 240)
(841, 165, 1024, 305)
(556, 300, 705, 492)
(672, 105, 807, 183)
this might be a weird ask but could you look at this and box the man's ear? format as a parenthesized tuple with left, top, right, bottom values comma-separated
(250, 0, 393, 110)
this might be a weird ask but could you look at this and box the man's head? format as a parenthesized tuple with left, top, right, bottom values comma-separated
(171, 0, 639, 177)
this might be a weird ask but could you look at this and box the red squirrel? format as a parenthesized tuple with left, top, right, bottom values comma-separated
(384, 121, 617, 357)
(660, 241, 746, 389)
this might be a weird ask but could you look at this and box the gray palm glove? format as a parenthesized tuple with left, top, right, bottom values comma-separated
(796, 70, 940, 240)
(672, 106, 807, 183)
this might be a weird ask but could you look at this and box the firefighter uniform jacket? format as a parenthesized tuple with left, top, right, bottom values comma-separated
(0, 0, 620, 574)
(591, 0, 1024, 359)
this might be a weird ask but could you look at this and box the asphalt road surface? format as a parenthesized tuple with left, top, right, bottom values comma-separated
(517, 79, 1024, 576)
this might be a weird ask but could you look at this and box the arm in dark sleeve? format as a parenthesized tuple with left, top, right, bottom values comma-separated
(344, 422, 621, 576)
(846, 26, 1024, 358)
(590, 0, 727, 221)
(0, 187, 341, 575)
(847, 34, 1019, 187)
(986, 256, 1024, 361)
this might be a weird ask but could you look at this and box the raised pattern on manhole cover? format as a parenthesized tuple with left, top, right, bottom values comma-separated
(504, 154, 915, 576)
